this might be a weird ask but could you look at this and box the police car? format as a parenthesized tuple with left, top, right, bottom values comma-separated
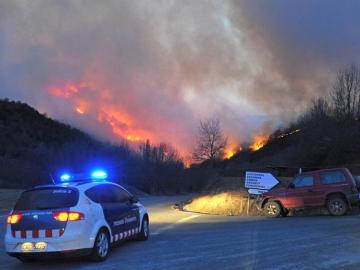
(4, 170, 149, 262)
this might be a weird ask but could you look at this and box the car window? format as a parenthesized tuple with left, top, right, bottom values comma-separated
(112, 186, 132, 202)
(293, 175, 314, 188)
(85, 184, 131, 203)
(14, 187, 79, 210)
(320, 171, 346, 184)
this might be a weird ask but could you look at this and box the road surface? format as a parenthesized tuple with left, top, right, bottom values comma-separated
(1, 195, 360, 270)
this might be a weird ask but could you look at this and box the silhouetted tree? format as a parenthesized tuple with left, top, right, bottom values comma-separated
(331, 64, 360, 120)
(192, 118, 227, 165)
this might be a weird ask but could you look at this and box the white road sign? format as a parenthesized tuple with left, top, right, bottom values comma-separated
(248, 189, 268, 195)
(245, 171, 279, 190)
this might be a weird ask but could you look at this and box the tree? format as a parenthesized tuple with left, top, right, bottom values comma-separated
(192, 118, 227, 164)
(298, 97, 330, 128)
(331, 64, 360, 120)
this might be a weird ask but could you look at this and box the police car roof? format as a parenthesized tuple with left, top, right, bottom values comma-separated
(33, 180, 119, 190)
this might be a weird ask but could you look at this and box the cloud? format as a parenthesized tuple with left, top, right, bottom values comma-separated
(0, 0, 359, 155)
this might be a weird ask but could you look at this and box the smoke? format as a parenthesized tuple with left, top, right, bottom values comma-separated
(0, 0, 359, 156)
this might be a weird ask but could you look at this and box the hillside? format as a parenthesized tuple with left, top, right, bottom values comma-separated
(0, 99, 118, 187)
(0, 100, 185, 193)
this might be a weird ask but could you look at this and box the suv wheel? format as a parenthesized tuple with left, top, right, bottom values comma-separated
(264, 201, 282, 218)
(327, 197, 348, 216)
(90, 229, 110, 262)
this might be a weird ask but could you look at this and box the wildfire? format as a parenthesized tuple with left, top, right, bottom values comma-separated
(126, 135, 141, 142)
(223, 146, 242, 159)
(249, 135, 268, 152)
(48, 82, 152, 146)
(76, 106, 85, 114)
(276, 129, 301, 139)
(224, 149, 235, 159)
(49, 83, 79, 98)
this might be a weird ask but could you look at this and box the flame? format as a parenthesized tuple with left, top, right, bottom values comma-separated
(76, 106, 85, 114)
(49, 83, 79, 98)
(48, 82, 154, 146)
(126, 135, 141, 142)
(277, 128, 301, 139)
(223, 146, 243, 159)
(249, 135, 268, 152)
(224, 149, 235, 159)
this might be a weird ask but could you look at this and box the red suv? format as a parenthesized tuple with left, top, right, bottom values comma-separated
(257, 168, 360, 217)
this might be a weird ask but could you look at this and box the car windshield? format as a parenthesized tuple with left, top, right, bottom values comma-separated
(14, 187, 79, 210)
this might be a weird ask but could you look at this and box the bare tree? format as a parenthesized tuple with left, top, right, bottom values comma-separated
(331, 64, 360, 120)
(192, 118, 227, 164)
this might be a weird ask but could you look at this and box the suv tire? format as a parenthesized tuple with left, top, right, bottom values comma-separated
(327, 197, 348, 216)
(264, 201, 282, 218)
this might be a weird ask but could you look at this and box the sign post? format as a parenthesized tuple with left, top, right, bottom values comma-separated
(244, 171, 279, 215)
(245, 171, 279, 195)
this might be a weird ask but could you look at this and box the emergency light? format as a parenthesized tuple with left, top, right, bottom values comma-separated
(59, 170, 108, 183)
(60, 173, 72, 182)
(91, 170, 108, 180)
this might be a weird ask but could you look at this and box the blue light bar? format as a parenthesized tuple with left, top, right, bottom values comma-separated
(60, 173, 71, 182)
(91, 170, 108, 180)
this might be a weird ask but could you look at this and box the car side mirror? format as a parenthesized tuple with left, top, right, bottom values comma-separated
(130, 196, 139, 204)
(288, 183, 295, 189)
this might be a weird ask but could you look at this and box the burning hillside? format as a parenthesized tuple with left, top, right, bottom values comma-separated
(48, 82, 155, 145)
(249, 135, 269, 152)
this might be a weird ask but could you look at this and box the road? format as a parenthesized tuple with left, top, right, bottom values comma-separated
(1, 195, 360, 270)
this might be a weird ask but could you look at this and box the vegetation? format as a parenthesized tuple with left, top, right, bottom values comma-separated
(192, 119, 227, 165)
(0, 99, 187, 193)
(222, 64, 360, 175)
(2, 64, 360, 192)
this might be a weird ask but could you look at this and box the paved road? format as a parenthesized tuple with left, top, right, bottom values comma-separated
(1, 196, 360, 270)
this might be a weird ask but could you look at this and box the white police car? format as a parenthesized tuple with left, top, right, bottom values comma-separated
(4, 170, 149, 262)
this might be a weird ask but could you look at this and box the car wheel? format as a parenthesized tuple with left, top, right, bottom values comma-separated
(264, 201, 282, 218)
(137, 217, 149, 241)
(327, 197, 348, 216)
(90, 229, 110, 262)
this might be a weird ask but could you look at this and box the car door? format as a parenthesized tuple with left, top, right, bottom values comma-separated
(86, 184, 131, 236)
(285, 175, 315, 208)
(111, 186, 141, 232)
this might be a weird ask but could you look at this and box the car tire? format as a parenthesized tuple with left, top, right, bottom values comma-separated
(327, 197, 348, 216)
(264, 201, 282, 218)
(90, 229, 110, 262)
(137, 216, 149, 241)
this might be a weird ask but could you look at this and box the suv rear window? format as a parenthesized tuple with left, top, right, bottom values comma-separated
(320, 171, 346, 184)
(14, 187, 79, 210)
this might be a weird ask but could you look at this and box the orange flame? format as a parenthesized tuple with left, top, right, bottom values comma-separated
(126, 135, 142, 142)
(223, 146, 243, 159)
(224, 149, 235, 159)
(76, 106, 85, 114)
(48, 82, 153, 145)
(249, 135, 268, 152)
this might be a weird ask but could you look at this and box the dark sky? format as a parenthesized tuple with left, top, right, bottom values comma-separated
(0, 0, 359, 155)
